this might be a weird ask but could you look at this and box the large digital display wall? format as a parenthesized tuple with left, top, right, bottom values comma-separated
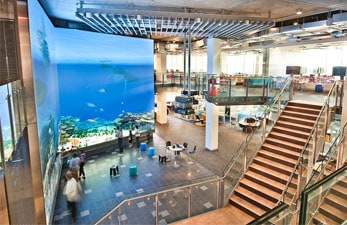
(28, 0, 60, 223)
(55, 28, 154, 148)
(28, 0, 154, 223)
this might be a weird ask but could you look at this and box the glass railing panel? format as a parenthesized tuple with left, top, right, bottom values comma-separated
(299, 165, 347, 225)
(222, 144, 246, 204)
(190, 181, 218, 217)
(97, 207, 121, 225)
(247, 202, 290, 225)
(157, 188, 189, 223)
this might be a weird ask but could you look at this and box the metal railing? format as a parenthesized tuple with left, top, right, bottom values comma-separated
(247, 81, 340, 225)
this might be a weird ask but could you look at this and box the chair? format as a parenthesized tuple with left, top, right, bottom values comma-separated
(182, 142, 188, 150)
(187, 145, 196, 164)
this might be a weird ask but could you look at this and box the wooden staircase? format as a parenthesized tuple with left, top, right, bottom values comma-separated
(229, 101, 322, 220)
(312, 176, 347, 225)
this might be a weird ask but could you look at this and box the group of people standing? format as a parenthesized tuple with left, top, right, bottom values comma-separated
(115, 125, 141, 153)
(62, 150, 87, 223)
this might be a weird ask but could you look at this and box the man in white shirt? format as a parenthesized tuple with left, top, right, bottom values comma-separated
(116, 126, 124, 153)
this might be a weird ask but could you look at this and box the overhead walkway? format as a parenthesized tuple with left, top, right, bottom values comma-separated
(155, 73, 291, 106)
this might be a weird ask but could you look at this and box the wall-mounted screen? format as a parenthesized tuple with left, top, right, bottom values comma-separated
(55, 29, 154, 149)
(286, 66, 301, 75)
(332, 66, 346, 76)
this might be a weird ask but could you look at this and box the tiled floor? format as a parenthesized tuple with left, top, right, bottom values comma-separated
(53, 130, 219, 225)
(53, 89, 331, 225)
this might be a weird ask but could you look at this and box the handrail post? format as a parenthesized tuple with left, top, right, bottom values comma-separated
(188, 186, 192, 218)
(118, 207, 122, 225)
(277, 97, 281, 115)
(216, 180, 220, 209)
(244, 145, 247, 173)
(262, 116, 266, 143)
(155, 194, 159, 225)
(295, 160, 303, 202)
(219, 179, 224, 208)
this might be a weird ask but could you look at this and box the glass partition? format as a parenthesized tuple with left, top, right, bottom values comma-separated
(95, 176, 221, 225)
(299, 165, 347, 225)
(247, 202, 290, 225)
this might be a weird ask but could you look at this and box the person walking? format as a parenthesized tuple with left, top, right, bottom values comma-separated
(128, 130, 133, 148)
(63, 169, 83, 223)
(79, 150, 86, 179)
(135, 125, 141, 148)
(69, 153, 80, 181)
(116, 126, 124, 153)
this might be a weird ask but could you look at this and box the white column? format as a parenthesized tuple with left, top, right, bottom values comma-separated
(155, 43, 167, 82)
(155, 88, 168, 124)
(205, 38, 222, 151)
(207, 38, 221, 75)
(205, 101, 219, 151)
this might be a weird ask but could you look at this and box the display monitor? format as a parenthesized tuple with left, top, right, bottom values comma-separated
(332, 66, 346, 77)
(286, 66, 301, 75)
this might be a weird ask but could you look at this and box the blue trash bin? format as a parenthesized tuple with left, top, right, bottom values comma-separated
(140, 142, 147, 151)
(129, 165, 138, 176)
(148, 147, 155, 157)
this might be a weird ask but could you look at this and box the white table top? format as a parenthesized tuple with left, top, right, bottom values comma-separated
(167, 145, 183, 152)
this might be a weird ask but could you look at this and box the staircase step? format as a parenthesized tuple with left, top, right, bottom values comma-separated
(265, 137, 304, 152)
(337, 177, 347, 188)
(249, 163, 289, 184)
(286, 102, 322, 112)
(240, 178, 281, 202)
(313, 212, 341, 225)
(229, 194, 266, 218)
(326, 193, 347, 212)
(244, 170, 285, 193)
(281, 110, 319, 120)
(331, 182, 347, 199)
(272, 126, 310, 139)
(319, 203, 347, 224)
(279, 115, 316, 126)
(262, 143, 301, 158)
(234, 186, 277, 210)
(258, 149, 298, 167)
(269, 131, 307, 146)
(253, 155, 294, 175)
(275, 120, 312, 133)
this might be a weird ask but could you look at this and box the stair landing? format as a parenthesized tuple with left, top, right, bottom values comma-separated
(169, 205, 254, 225)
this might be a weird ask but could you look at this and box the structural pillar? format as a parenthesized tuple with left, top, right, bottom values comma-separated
(155, 88, 168, 124)
(154, 43, 167, 82)
(205, 38, 221, 151)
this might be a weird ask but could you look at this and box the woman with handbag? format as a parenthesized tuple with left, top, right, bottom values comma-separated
(63, 169, 83, 223)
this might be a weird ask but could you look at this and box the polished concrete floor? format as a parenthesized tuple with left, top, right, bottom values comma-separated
(52, 89, 332, 225)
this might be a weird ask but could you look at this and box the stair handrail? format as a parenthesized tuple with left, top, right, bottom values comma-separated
(277, 80, 339, 205)
(305, 121, 347, 188)
(259, 76, 291, 121)
(222, 77, 292, 184)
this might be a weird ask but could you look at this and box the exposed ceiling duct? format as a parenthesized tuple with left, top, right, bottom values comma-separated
(223, 11, 347, 51)
(75, 2, 275, 42)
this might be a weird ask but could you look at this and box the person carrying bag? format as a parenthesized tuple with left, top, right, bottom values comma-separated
(63, 170, 83, 222)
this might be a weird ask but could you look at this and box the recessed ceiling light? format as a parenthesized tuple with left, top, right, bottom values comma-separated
(296, 8, 302, 15)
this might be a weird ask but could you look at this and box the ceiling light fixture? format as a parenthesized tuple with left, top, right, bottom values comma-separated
(296, 8, 302, 15)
